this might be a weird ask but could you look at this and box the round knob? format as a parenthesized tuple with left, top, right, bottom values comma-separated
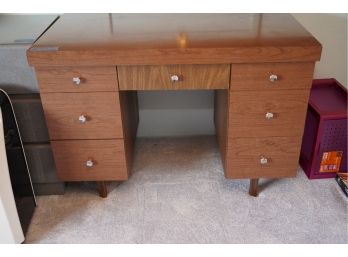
(86, 159, 94, 168)
(78, 115, 87, 124)
(170, 74, 180, 83)
(72, 77, 81, 85)
(265, 112, 274, 120)
(260, 156, 268, 165)
(269, 74, 278, 82)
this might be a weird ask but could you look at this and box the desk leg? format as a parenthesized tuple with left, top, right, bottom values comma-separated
(97, 181, 108, 198)
(249, 179, 259, 197)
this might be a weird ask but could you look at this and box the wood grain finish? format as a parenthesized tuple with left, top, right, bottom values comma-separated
(28, 46, 322, 67)
(36, 66, 118, 93)
(40, 92, 123, 140)
(51, 139, 128, 181)
(118, 64, 230, 90)
(225, 136, 302, 179)
(228, 89, 310, 138)
(27, 14, 321, 66)
(224, 61, 316, 183)
(119, 91, 139, 176)
(26, 14, 323, 196)
(214, 90, 229, 170)
(230, 63, 315, 91)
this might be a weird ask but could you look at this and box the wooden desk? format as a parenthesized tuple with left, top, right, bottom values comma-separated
(27, 14, 322, 197)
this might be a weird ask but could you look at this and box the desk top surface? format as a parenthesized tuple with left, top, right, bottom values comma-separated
(27, 14, 322, 66)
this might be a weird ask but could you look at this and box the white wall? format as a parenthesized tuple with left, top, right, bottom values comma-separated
(137, 90, 215, 137)
(138, 14, 347, 137)
(292, 13, 347, 86)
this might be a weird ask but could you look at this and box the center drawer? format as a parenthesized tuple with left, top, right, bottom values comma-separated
(51, 139, 128, 181)
(40, 92, 123, 140)
(117, 64, 230, 90)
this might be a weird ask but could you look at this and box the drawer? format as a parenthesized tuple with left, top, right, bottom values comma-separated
(51, 139, 128, 181)
(41, 92, 123, 140)
(231, 62, 314, 91)
(229, 89, 310, 137)
(226, 137, 301, 179)
(117, 64, 230, 90)
(36, 67, 118, 93)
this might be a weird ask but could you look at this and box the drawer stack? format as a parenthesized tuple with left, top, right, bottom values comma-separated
(35, 67, 138, 182)
(217, 62, 315, 179)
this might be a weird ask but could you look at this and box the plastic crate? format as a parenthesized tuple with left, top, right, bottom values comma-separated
(300, 78, 347, 179)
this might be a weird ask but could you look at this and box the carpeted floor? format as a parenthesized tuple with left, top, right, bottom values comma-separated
(25, 136, 348, 243)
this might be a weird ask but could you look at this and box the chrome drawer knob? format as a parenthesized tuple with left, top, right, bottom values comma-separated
(72, 77, 81, 85)
(86, 159, 94, 168)
(170, 74, 180, 83)
(269, 74, 278, 82)
(265, 112, 274, 120)
(78, 115, 87, 123)
(260, 156, 268, 165)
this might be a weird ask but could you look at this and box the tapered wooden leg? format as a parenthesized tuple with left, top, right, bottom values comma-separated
(249, 179, 259, 197)
(97, 181, 108, 198)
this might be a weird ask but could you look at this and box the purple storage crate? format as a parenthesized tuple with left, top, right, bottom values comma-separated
(300, 78, 347, 179)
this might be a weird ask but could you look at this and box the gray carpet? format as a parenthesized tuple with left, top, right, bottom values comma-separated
(25, 136, 348, 243)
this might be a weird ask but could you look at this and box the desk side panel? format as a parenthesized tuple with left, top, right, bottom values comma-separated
(119, 90, 139, 176)
(214, 90, 229, 171)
